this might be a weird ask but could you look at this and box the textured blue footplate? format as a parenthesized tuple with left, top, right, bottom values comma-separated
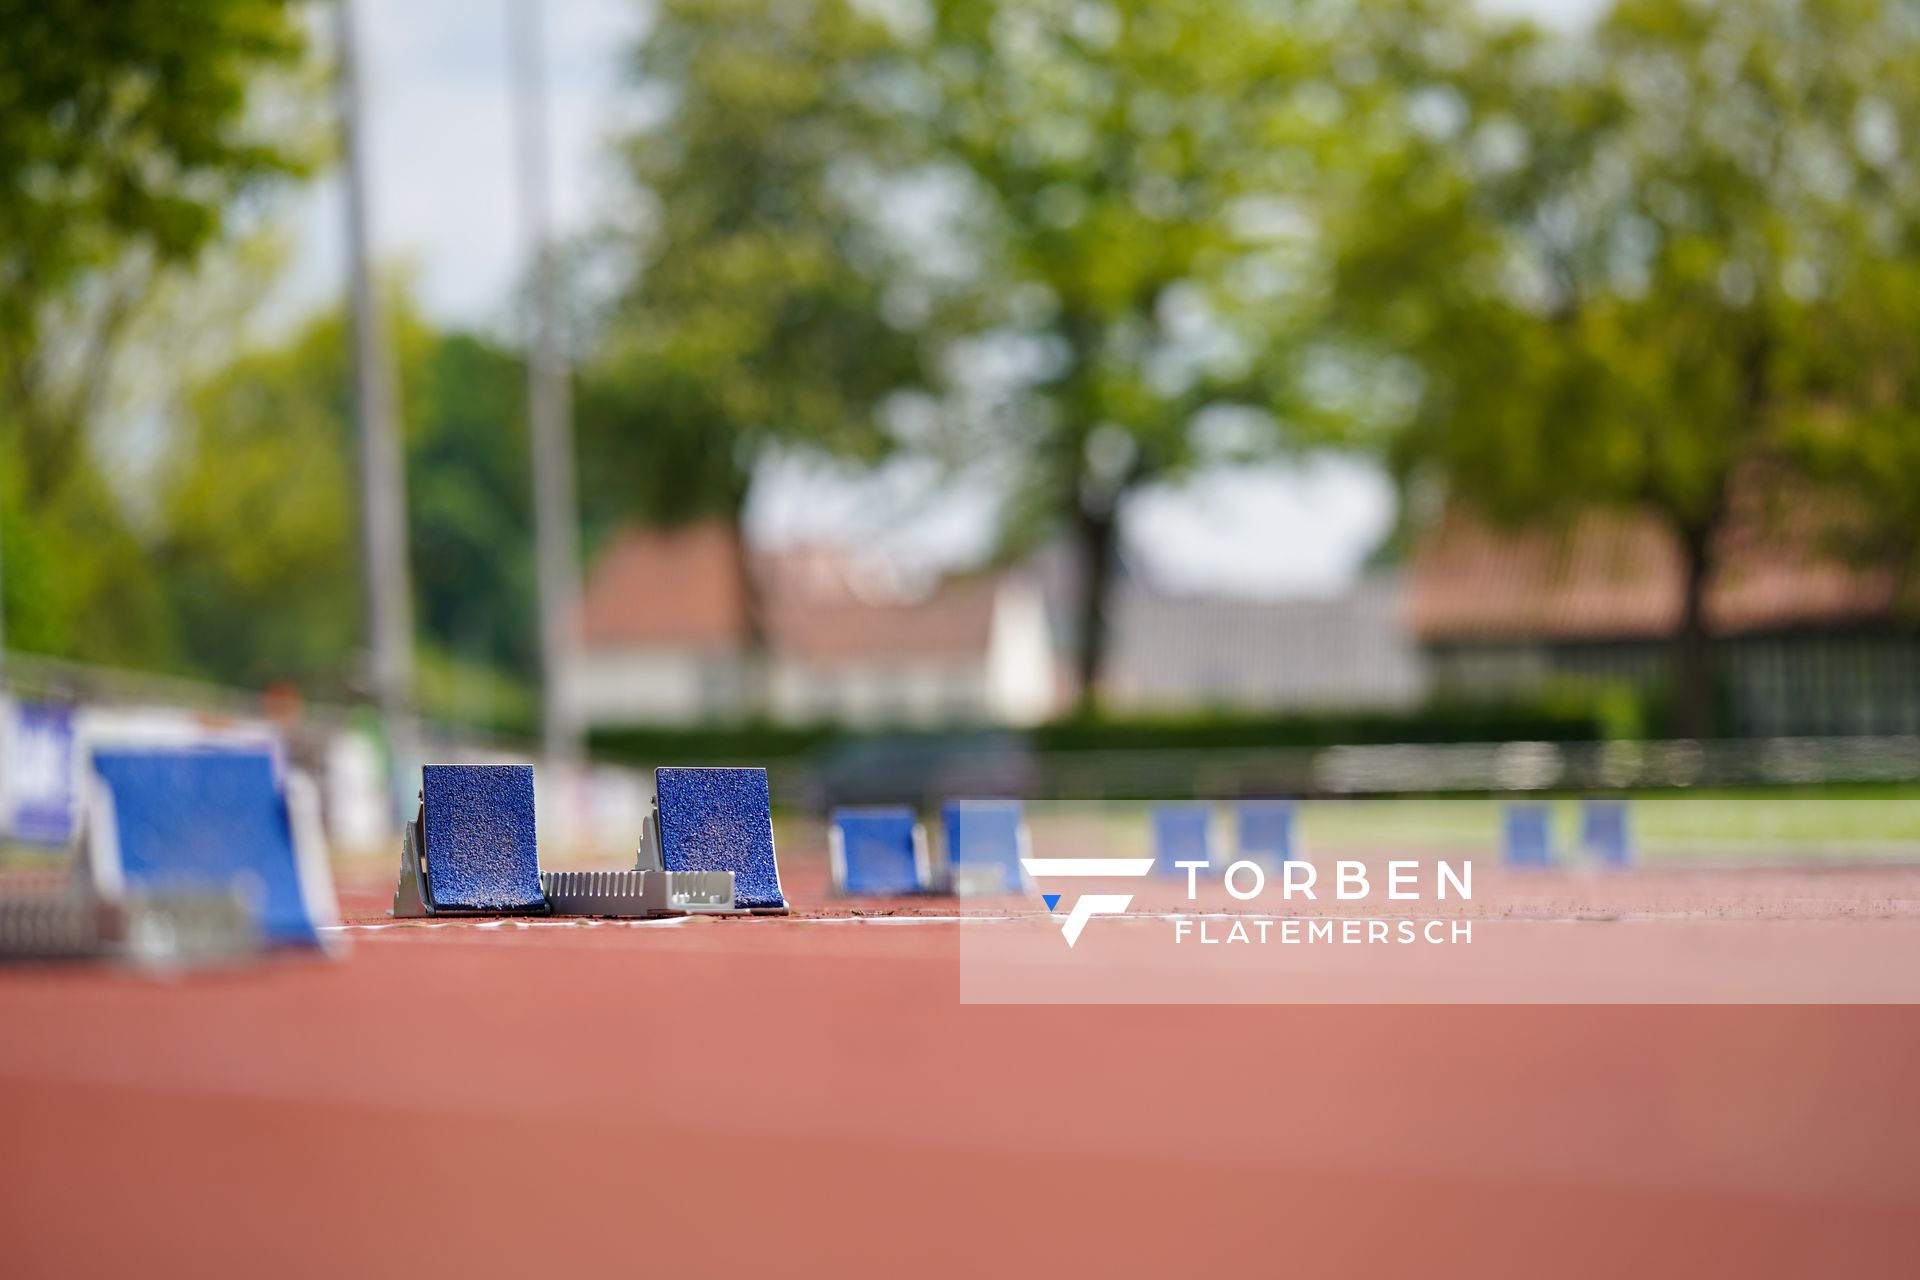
(91, 747, 319, 946)
(941, 799, 1025, 894)
(421, 764, 545, 911)
(1236, 800, 1296, 861)
(655, 767, 786, 910)
(831, 806, 922, 896)
(1152, 804, 1213, 876)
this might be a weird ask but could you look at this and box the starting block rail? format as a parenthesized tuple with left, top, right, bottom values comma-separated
(540, 868, 738, 916)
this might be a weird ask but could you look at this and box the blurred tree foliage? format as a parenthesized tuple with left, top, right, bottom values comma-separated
(601, 0, 1345, 709)
(888, 0, 1342, 711)
(0, 0, 309, 663)
(155, 295, 538, 725)
(11, 0, 1920, 747)
(1323, 0, 1920, 736)
(582, 0, 929, 548)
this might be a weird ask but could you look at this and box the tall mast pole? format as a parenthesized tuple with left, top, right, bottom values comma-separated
(334, 0, 417, 807)
(511, 0, 585, 768)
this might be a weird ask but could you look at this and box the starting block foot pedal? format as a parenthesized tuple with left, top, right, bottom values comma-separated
(84, 744, 337, 950)
(393, 764, 551, 918)
(637, 767, 788, 913)
(942, 800, 1031, 896)
(1152, 803, 1214, 877)
(829, 806, 930, 896)
(1503, 803, 1555, 868)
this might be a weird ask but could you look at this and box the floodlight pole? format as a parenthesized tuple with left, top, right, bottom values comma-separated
(334, 0, 418, 808)
(510, 0, 586, 769)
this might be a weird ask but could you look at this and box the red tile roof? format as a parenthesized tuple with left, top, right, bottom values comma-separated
(578, 522, 750, 649)
(762, 573, 999, 665)
(1409, 491, 1900, 643)
(579, 523, 1001, 662)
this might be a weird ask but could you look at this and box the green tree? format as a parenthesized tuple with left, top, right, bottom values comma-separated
(156, 297, 539, 726)
(860, 0, 1336, 711)
(0, 0, 308, 664)
(0, 0, 308, 500)
(584, 0, 927, 551)
(156, 309, 362, 687)
(1324, 0, 1920, 737)
(1790, 285, 1920, 606)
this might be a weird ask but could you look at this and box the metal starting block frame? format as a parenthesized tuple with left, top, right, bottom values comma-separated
(392, 763, 764, 920)
(7, 737, 341, 966)
(0, 883, 262, 969)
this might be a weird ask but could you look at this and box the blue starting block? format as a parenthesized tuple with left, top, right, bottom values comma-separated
(85, 744, 337, 947)
(394, 762, 760, 919)
(394, 764, 549, 917)
(1235, 800, 1298, 864)
(1502, 803, 1555, 868)
(641, 767, 789, 913)
(830, 806, 928, 896)
(1153, 804, 1214, 876)
(1580, 799, 1632, 867)
(942, 799, 1029, 895)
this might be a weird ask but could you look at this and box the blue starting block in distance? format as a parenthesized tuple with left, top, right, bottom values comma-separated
(86, 745, 338, 947)
(830, 806, 928, 896)
(645, 766, 788, 913)
(394, 763, 549, 917)
(1580, 799, 1632, 867)
(1235, 800, 1298, 864)
(1502, 803, 1555, 868)
(1153, 804, 1214, 876)
(942, 800, 1029, 895)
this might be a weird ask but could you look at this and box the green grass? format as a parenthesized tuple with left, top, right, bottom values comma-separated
(1022, 795, 1920, 865)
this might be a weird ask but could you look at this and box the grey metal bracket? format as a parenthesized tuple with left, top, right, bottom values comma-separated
(390, 799, 435, 918)
(540, 868, 738, 917)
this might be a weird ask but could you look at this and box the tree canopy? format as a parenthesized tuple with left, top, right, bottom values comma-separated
(580, 0, 928, 545)
(10, 0, 1920, 743)
(1323, 0, 1920, 734)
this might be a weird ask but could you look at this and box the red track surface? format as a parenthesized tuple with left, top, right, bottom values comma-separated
(4, 861, 1920, 1277)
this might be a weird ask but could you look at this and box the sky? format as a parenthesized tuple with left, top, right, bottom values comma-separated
(276, 0, 1601, 598)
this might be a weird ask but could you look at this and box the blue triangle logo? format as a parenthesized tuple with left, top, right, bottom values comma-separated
(1042, 894, 1061, 911)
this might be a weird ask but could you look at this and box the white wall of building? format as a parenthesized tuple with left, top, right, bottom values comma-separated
(986, 578, 1058, 725)
(768, 660, 990, 728)
(566, 648, 750, 727)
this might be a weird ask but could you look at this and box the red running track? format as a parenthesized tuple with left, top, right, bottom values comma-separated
(2, 873, 1918, 1277)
